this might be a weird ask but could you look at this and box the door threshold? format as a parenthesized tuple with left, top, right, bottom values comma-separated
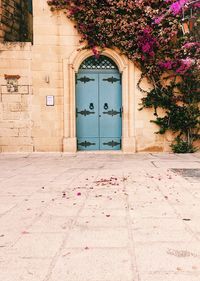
(77, 150, 123, 154)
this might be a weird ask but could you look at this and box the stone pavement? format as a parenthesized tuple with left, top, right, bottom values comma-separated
(0, 152, 200, 281)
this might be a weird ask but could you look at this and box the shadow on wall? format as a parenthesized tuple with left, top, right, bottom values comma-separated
(0, 0, 33, 43)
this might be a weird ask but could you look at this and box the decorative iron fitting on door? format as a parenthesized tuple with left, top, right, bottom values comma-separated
(76, 76, 95, 84)
(103, 108, 122, 117)
(76, 108, 95, 117)
(78, 141, 96, 147)
(103, 76, 121, 84)
(89, 103, 94, 110)
(104, 103, 109, 110)
(103, 140, 121, 147)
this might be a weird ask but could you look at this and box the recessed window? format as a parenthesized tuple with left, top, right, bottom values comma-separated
(28, 0, 33, 14)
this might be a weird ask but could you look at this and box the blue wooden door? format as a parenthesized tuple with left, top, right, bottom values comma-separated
(76, 67, 122, 151)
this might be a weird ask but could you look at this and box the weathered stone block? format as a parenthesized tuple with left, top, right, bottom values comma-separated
(0, 127, 18, 136)
(2, 94, 21, 103)
(1, 145, 33, 152)
(0, 136, 32, 145)
(18, 127, 31, 137)
(2, 111, 21, 120)
(0, 121, 14, 128)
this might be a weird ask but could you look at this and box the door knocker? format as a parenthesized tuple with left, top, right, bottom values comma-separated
(104, 103, 109, 110)
(89, 103, 94, 110)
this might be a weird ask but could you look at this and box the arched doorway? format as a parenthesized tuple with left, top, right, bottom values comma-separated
(76, 55, 122, 151)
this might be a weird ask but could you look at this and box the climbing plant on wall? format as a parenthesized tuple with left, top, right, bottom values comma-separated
(47, 0, 200, 152)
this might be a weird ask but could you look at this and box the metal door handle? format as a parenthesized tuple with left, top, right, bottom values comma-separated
(89, 103, 94, 110)
(104, 103, 108, 110)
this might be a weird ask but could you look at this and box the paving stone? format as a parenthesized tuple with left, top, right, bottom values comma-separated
(12, 233, 64, 258)
(75, 215, 127, 228)
(134, 242, 200, 273)
(29, 214, 74, 233)
(79, 208, 127, 218)
(130, 202, 176, 218)
(64, 227, 129, 248)
(49, 248, 134, 281)
(131, 217, 195, 242)
(140, 273, 200, 281)
(0, 152, 199, 281)
(0, 256, 51, 281)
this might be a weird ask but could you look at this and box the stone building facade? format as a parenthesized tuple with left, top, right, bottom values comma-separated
(0, 0, 181, 153)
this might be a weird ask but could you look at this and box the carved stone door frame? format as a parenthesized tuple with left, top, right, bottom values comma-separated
(63, 48, 136, 153)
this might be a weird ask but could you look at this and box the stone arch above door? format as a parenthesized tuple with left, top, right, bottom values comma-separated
(78, 55, 119, 72)
(70, 48, 128, 73)
(63, 48, 136, 153)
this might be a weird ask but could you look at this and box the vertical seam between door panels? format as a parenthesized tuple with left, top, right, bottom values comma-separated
(98, 73, 100, 150)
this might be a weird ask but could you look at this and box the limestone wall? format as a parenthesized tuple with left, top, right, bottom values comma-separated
(31, 1, 80, 152)
(0, 43, 33, 152)
(133, 67, 170, 152)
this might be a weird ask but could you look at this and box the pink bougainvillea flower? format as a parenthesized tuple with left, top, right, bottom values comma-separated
(175, 58, 194, 74)
(142, 42, 151, 53)
(92, 46, 100, 59)
(154, 15, 165, 24)
(149, 51, 155, 57)
(158, 60, 173, 70)
(138, 28, 157, 58)
(69, 7, 80, 16)
(183, 42, 200, 48)
(194, 2, 200, 7)
(169, 0, 188, 15)
(22, 231, 29, 234)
